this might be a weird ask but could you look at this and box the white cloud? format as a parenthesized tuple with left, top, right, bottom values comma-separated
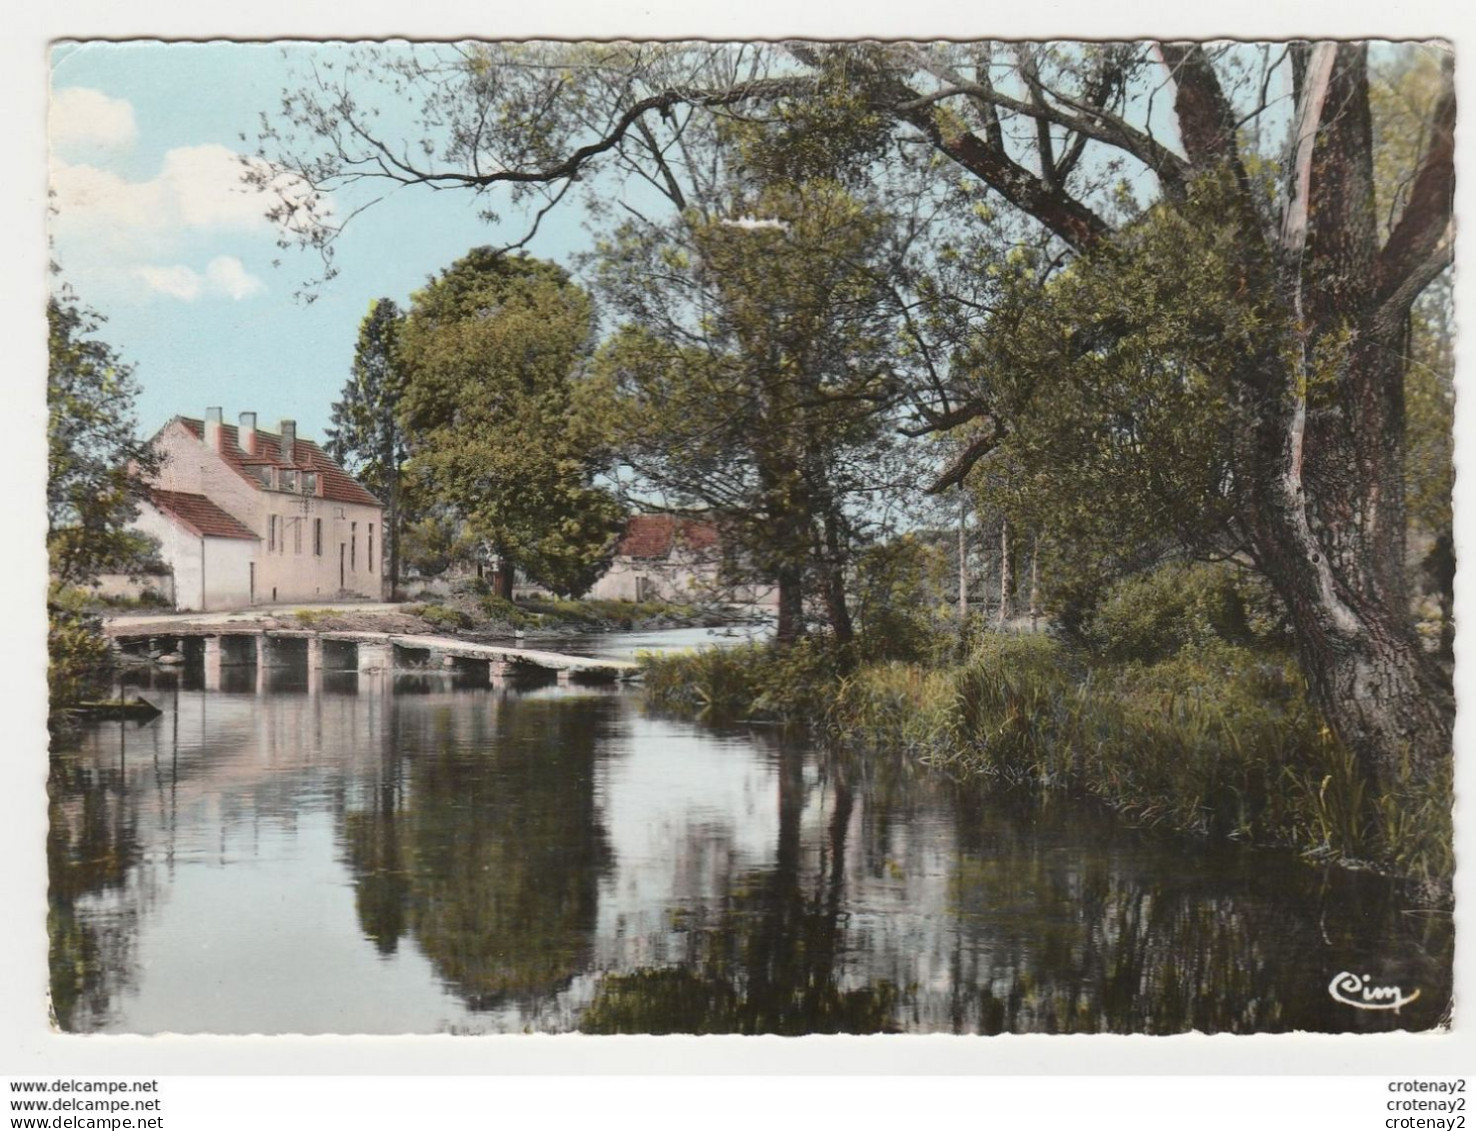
(52, 146, 332, 251)
(205, 255, 265, 300)
(133, 256, 264, 302)
(134, 264, 203, 301)
(51, 144, 288, 235)
(50, 87, 137, 154)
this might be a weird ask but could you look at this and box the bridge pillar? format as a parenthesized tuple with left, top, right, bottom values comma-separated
(555, 668, 573, 685)
(203, 636, 222, 692)
(219, 634, 256, 666)
(357, 641, 391, 673)
(488, 660, 513, 680)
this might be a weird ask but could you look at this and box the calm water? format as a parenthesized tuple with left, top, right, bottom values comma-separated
(49, 638, 1451, 1035)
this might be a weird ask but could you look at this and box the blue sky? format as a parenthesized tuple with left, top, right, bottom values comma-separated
(48, 41, 590, 442)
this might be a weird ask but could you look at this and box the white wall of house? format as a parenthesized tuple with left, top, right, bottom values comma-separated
(152, 421, 262, 528)
(204, 537, 257, 610)
(132, 502, 260, 611)
(133, 501, 206, 610)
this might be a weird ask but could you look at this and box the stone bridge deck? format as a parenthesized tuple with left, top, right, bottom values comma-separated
(106, 623, 639, 681)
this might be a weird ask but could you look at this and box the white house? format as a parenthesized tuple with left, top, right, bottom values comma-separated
(137, 408, 385, 611)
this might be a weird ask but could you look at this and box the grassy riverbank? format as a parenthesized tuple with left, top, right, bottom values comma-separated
(641, 635, 1452, 898)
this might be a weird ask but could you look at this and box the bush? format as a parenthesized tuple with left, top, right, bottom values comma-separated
(641, 637, 847, 721)
(410, 603, 472, 633)
(851, 535, 958, 664)
(1075, 561, 1287, 663)
(48, 585, 113, 738)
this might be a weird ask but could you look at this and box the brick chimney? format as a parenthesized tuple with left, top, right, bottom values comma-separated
(239, 411, 257, 455)
(279, 419, 296, 465)
(204, 406, 223, 452)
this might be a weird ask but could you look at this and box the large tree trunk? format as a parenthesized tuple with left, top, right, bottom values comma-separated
(1240, 44, 1453, 795)
(957, 488, 969, 622)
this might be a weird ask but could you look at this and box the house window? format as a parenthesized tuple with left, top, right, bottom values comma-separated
(281, 470, 298, 493)
(313, 518, 322, 556)
(368, 524, 374, 573)
(303, 472, 317, 496)
(351, 522, 357, 571)
(268, 515, 276, 552)
(294, 520, 302, 555)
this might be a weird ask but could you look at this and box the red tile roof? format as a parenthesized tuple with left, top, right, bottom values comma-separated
(147, 489, 259, 541)
(616, 515, 720, 560)
(176, 418, 382, 509)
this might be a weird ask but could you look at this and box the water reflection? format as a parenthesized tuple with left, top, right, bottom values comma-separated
(50, 651, 1452, 1034)
(340, 693, 613, 1010)
(582, 739, 896, 1034)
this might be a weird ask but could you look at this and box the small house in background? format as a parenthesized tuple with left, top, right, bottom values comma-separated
(133, 408, 385, 611)
(589, 514, 776, 607)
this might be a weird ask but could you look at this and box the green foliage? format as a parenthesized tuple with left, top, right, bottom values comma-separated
(519, 596, 700, 629)
(399, 510, 482, 578)
(960, 175, 1279, 602)
(47, 293, 160, 586)
(326, 297, 410, 583)
(400, 249, 625, 596)
(640, 638, 847, 721)
(850, 533, 958, 663)
(410, 603, 473, 633)
(474, 593, 540, 629)
(47, 585, 112, 728)
(1073, 561, 1287, 663)
(326, 297, 407, 498)
(720, 45, 896, 191)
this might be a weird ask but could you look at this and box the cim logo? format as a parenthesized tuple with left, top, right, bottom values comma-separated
(1329, 970, 1421, 1012)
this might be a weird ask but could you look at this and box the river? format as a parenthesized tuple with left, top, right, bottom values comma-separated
(48, 629, 1451, 1035)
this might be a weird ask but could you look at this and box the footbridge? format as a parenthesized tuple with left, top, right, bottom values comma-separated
(105, 623, 640, 684)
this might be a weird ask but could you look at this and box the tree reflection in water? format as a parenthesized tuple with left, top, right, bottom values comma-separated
(47, 744, 147, 1032)
(581, 736, 898, 1034)
(341, 691, 613, 1011)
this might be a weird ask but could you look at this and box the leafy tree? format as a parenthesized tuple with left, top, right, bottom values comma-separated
(48, 293, 159, 586)
(596, 178, 905, 647)
(325, 297, 410, 591)
(258, 40, 1456, 798)
(47, 290, 159, 722)
(398, 249, 624, 598)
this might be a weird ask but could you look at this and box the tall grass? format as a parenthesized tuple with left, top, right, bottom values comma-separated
(641, 634, 1451, 895)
